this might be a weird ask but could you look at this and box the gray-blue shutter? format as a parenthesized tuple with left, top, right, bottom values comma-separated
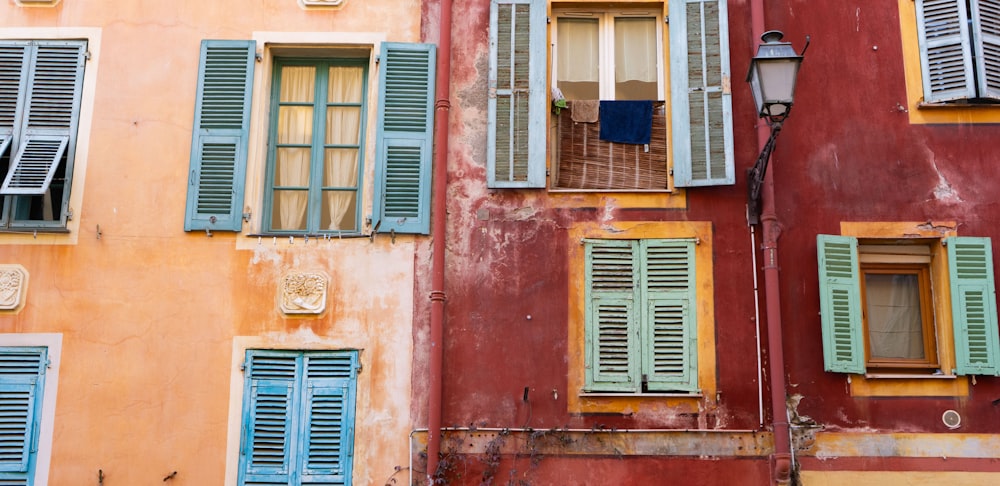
(971, 0, 1000, 99)
(239, 352, 298, 486)
(816, 235, 865, 374)
(184, 40, 255, 232)
(0, 348, 47, 484)
(0, 43, 28, 166)
(915, 0, 977, 102)
(372, 42, 436, 235)
(670, 0, 734, 187)
(487, 0, 546, 188)
(1, 41, 86, 196)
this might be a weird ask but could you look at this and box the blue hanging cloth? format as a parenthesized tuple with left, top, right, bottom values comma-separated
(598, 100, 654, 145)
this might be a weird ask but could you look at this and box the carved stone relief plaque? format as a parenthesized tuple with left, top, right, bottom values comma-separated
(0, 265, 28, 311)
(279, 271, 328, 315)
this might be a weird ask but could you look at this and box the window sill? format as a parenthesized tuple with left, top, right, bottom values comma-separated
(0, 227, 70, 235)
(849, 373, 968, 397)
(580, 392, 702, 398)
(862, 373, 956, 380)
(917, 101, 1000, 110)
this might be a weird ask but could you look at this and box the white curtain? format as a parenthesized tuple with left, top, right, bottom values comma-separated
(275, 66, 314, 230)
(865, 274, 925, 359)
(324, 66, 363, 230)
(557, 18, 599, 83)
(614, 17, 657, 84)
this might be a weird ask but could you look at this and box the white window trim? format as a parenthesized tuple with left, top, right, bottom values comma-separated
(0, 333, 62, 486)
(0, 27, 100, 245)
(551, 8, 666, 100)
(236, 32, 387, 249)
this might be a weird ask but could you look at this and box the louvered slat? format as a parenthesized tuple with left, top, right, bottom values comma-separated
(301, 385, 348, 482)
(585, 240, 640, 391)
(0, 43, 27, 132)
(917, 0, 977, 101)
(1, 136, 67, 195)
(0, 348, 44, 480)
(973, 0, 1000, 98)
(382, 145, 421, 218)
(246, 384, 293, 473)
(382, 50, 430, 132)
(306, 355, 354, 379)
(24, 44, 83, 130)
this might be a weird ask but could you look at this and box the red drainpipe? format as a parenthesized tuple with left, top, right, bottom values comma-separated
(426, 0, 453, 480)
(749, 0, 792, 483)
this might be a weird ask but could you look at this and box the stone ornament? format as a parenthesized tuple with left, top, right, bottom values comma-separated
(279, 271, 328, 315)
(0, 265, 28, 311)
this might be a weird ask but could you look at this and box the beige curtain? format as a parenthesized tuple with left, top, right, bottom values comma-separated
(324, 66, 363, 231)
(865, 274, 925, 359)
(275, 66, 314, 230)
(557, 18, 599, 83)
(614, 17, 657, 84)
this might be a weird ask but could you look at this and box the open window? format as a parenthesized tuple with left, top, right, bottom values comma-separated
(914, 0, 1000, 104)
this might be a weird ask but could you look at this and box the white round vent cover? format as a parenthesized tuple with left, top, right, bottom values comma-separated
(942, 409, 961, 429)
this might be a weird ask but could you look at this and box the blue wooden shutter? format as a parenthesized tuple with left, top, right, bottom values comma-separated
(0, 348, 46, 484)
(184, 40, 255, 232)
(971, 0, 1000, 99)
(641, 240, 698, 392)
(372, 43, 436, 235)
(670, 0, 734, 187)
(240, 352, 298, 486)
(915, 0, 977, 102)
(816, 235, 865, 374)
(0, 43, 29, 170)
(487, 0, 546, 188)
(584, 240, 641, 392)
(299, 353, 357, 485)
(1, 41, 86, 196)
(947, 237, 1000, 375)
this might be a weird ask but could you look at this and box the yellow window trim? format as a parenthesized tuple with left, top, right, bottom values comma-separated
(897, 0, 1000, 124)
(840, 221, 969, 397)
(567, 221, 716, 414)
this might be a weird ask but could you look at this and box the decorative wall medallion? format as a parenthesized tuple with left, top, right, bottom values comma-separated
(279, 271, 328, 315)
(0, 265, 28, 311)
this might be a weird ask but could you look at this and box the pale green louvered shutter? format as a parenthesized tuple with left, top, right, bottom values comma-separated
(487, 0, 546, 188)
(240, 353, 297, 485)
(641, 240, 698, 392)
(971, 0, 1000, 99)
(817, 235, 865, 374)
(1, 42, 86, 196)
(670, 0, 734, 187)
(915, 0, 977, 102)
(947, 237, 1000, 375)
(0, 348, 46, 484)
(372, 43, 436, 235)
(0, 43, 28, 174)
(299, 353, 357, 485)
(184, 40, 255, 232)
(584, 240, 641, 392)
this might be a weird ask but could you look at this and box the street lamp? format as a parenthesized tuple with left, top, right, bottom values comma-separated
(746, 30, 808, 224)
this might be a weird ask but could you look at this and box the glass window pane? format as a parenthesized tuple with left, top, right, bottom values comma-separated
(864, 273, 925, 360)
(275, 148, 311, 187)
(323, 148, 359, 188)
(557, 18, 600, 100)
(328, 66, 364, 103)
(326, 107, 361, 145)
(615, 17, 658, 100)
(321, 190, 357, 231)
(277, 106, 314, 144)
(279, 66, 316, 102)
(271, 190, 308, 231)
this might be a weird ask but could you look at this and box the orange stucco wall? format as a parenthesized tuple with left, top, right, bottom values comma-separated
(1, 1, 423, 484)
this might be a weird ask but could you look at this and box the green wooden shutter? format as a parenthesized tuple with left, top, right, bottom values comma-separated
(1, 42, 86, 196)
(240, 353, 298, 485)
(184, 40, 255, 232)
(670, 0, 734, 187)
(487, 0, 546, 188)
(915, 0, 977, 102)
(0, 43, 28, 166)
(299, 353, 358, 485)
(0, 348, 46, 484)
(971, 0, 1000, 99)
(816, 235, 865, 374)
(947, 237, 1000, 375)
(584, 240, 641, 392)
(372, 42, 436, 235)
(641, 240, 698, 392)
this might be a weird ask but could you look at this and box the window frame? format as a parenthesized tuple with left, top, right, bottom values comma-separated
(914, 0, 1000, 104)
(0, 39, 87, 233)
(262, 57, 369, 235)
(551, 8, 666, 101)
(859, 260, 940, 371)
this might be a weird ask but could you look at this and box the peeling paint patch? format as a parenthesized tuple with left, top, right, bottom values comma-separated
(927, 153, 962, 204)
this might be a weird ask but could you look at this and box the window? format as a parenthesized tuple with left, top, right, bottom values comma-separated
(0, 40, 86, 231)
(583, 238, 698, 393)
(486, 0, 733, 190)
(914, 0, 1000, 104)
(238, 349, 359, 486)
(817, 234, 1000, 376)
(185, 40, 435, 236)
(0, 347, 48, 485)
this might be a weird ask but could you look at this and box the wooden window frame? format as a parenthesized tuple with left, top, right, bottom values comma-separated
(859, 262, 940, 371)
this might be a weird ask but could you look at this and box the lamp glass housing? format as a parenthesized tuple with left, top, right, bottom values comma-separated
(747, 31, 803, 123)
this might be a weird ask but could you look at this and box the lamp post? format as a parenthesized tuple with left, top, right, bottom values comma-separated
(746, 30, 807, 225)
